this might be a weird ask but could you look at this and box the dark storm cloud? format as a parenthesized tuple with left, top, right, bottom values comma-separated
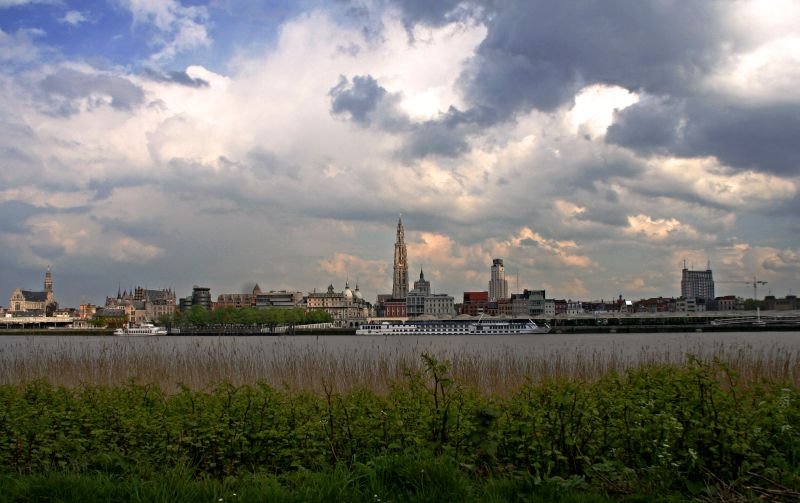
(381, 1, 754, 168)
(561, 153, 644, 192)
(681, 101, 800, 176)
(328, 74, 487, 160)
(142, 68, 209, 88)
(38, 69, 145, 116)
(399, 109, 474, 160)
(390, 0, 485, 29)
(606, 96, 684, 155)
(329, 74, 395, 125)
(575, 208, 630, 228)
(608, 98, 800, 175)
(459, 1, 726, 120)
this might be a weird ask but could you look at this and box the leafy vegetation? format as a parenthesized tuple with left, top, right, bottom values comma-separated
(0, 356, 798, 500)
(163, 306, 333, 328)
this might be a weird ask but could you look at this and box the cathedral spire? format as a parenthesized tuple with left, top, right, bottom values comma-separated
(392, 217, 409, 299)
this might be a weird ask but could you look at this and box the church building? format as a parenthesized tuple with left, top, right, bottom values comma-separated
(8, 267, 58, 315)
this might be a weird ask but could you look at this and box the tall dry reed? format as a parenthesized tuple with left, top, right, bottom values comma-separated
(0, 337, 797, 394)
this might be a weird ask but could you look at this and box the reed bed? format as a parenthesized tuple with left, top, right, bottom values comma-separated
(1, 336, 798, 394)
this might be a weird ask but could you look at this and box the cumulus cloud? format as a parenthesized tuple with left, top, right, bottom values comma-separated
(109, 237, 163, 263)
(38, 68, 145, 116)
(0, 27, 45, 63)
(59, 10, 88, 26)
(118, 0, 211, 60)
(625, 214, 706, 243)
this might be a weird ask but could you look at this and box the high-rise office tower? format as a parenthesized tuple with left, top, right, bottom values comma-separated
(489, 258, 508, 301)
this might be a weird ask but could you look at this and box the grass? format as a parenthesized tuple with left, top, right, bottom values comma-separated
(0, 336, 797, 394)
(0, 461, 632, 503)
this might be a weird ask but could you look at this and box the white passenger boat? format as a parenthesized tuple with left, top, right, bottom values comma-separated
(356, 319, 550, 335)
(113, 322, 168, 336)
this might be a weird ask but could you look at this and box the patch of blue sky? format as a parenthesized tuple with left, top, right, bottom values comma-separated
(1, 0, 150, 67)
(1, 0, 311, 73)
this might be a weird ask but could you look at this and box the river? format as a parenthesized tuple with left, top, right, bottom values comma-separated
(1, 331, 798, 362)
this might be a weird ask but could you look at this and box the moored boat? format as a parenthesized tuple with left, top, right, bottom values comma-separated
(356, 319, 550, 335)
(113, 322, 168, 336)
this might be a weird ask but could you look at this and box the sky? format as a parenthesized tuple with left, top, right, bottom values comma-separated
(1, 0, 799, 307)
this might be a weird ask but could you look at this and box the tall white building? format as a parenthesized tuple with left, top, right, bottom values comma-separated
(488, 258, 508, 301)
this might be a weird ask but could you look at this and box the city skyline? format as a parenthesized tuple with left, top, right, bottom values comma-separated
(1, 1, 799, 307)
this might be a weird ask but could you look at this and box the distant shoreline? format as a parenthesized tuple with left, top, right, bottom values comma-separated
(1, 324, 798, 336)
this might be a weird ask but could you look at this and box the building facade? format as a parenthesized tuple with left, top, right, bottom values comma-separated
(406, 269, 456, 318)
(461, 291, 494, 316)
(424, 294, 455, 317)
(715, 295, 742, 311)
(566, 300, 583, 315)
(764, 295, 799, 311)
(681, 265, 715, 301)
(255, 289, 304, 308)
(383, 298, 407, 317)
(134, 287, 176, 320)
(488, 258, 508, 301)
(511, 289, 545, 317)
(106, 286, 176, 322)
(306, 283, 369, 326)
(180, 286, 212, 311)
(216, 284, 304, 309)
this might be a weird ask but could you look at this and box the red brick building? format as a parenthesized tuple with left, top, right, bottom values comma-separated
(461, 291, 497, 316)
(384, 298, 407, 317)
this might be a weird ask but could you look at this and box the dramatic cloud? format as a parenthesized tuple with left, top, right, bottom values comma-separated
(609, 97, 800, 176)
(329, 74, 403, 127)
(0, 1, 798, 306)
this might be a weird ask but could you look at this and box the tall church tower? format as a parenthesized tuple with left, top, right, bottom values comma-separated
(392, 217, 409, 299)
(44, 266, 53, 292)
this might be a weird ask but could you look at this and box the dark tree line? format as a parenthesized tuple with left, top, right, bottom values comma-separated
(162, 306, 332, 327)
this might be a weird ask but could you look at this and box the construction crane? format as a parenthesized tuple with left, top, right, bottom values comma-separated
(717, 277, 768, 300)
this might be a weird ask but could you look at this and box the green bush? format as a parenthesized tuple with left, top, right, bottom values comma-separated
(0, 357, 797, 500)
